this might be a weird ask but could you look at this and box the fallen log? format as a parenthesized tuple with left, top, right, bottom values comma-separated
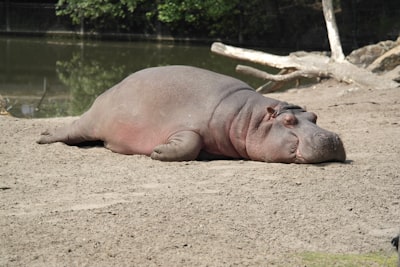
(211, 42, 399, 91)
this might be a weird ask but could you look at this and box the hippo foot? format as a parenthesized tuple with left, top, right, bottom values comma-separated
(37, 130, 54, 144)
(37, 128, 71, 144)
(150, 131, 202, 161)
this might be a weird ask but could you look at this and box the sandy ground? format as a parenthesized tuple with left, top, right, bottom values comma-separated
(1, 80, 399, 266)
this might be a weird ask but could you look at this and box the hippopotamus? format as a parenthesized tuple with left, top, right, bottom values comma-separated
(38, 65, 346, 163)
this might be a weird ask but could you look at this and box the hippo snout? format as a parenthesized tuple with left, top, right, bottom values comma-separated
(309, 132, 346, 163)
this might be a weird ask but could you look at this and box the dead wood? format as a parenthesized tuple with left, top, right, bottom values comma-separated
(253, 69, 297, 93)
(236, 65, 323, 93)
(210, 0, 398, 92)
(211, 42, 399, 91)
(236, 65, 322, 82)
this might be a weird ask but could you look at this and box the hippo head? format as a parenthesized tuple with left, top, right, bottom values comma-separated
(249, 104, 346, 163)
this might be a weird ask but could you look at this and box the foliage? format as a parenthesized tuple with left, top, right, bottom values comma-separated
(56, 0, 144, 24)
(298, 251, 398, 267)
(151, 0, 240, 37)
(157, 0, 238, 24)
(56, 53, 125, 115)
(54, 0, 400, 48)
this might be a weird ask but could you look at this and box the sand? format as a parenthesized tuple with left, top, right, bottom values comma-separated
(1, 80, 399, 266)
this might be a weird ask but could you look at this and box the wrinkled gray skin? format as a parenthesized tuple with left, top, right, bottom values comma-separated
(38, 66, 346, 163)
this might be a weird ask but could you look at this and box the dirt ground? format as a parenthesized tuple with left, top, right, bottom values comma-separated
(1, 79, 399, 266)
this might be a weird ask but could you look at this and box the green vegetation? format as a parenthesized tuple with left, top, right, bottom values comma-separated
(54, 0, 400, 48)
(157, 0, 237, 23)
(56, 53, 125, 115)
(154, 0, 239, 37)
(297, 251, 398, 267)
(56, 0, 145, 25)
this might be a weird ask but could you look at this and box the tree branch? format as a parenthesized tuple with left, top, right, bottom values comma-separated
(236, 65, 328, 81)
(255, 69, 295, 93)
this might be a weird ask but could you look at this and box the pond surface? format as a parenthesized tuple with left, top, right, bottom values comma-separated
(0, 37, 279, 118)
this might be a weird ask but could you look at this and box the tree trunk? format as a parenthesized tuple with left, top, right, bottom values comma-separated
(322, 0, 345, 61)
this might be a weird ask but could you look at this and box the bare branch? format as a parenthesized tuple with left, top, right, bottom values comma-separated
(236, 65, 327, 81)
(255, 69, 293, 93)
(236, 65, 330, 93)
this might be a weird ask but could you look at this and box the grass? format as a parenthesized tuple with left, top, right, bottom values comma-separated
(297, 251, 398, 267)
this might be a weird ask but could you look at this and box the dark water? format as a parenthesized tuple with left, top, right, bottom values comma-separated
(0, 37, 279, 118)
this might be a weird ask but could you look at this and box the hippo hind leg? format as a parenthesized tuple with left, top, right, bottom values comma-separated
(37, 118, 95, 145)
(150, 131, 202, 161)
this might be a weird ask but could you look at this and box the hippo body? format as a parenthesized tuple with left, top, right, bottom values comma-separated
(38, 66, 346, 163)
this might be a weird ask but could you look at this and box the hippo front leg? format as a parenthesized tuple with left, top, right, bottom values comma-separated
(150, 131, 203, 161)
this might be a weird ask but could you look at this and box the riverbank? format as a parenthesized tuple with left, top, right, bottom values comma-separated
(0, 30, 222, 46)
(1, 80, 399, 266)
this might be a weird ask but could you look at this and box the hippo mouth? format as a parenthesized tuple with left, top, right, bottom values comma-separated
(290, 134, 306, 163)
(294, 143, 306, 163)
(283, 132, 306, 163)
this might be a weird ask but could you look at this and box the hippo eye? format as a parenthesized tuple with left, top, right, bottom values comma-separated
(283, 114, 297, 126)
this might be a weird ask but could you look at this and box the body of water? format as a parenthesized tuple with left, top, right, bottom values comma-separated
(0, 37, 278, 118)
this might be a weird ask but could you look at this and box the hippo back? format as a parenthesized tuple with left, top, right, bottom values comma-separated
(89, 65, 254, 154)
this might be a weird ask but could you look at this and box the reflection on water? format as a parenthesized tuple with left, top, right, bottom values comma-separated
(56, 53, 126, 115)
(0, 37, 277, 118)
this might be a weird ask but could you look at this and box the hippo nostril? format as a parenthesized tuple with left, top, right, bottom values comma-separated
(314, 132, 334, 148)
(312, 132, 343, 153)
(310, 132, 346, 162)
